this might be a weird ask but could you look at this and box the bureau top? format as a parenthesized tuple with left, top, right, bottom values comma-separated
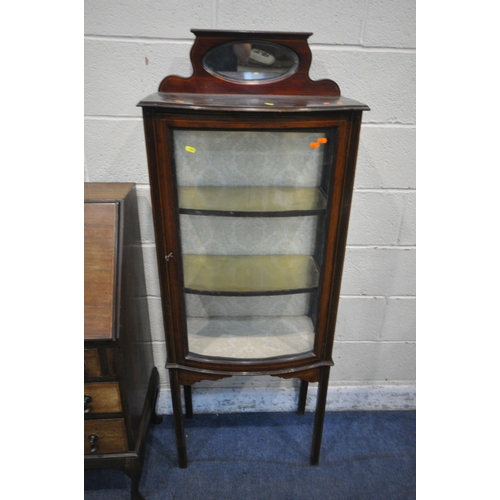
(84, 182, 135, 202)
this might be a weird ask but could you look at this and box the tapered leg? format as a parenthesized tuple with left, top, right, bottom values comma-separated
(127, 463, 145, 500)
(130, 471, 144, 500)
(310, 366, 331, 465)
(169, 369, 188, 468)
(184, 385, 193, 419)
(151, 385, 163, 425)
(297, 379, 308, 415)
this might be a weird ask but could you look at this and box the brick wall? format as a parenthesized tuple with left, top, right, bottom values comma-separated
(85, 0, 416, 412)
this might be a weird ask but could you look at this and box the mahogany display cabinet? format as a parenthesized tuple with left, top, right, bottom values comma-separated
(138, 30, 369, 468)
(84, 183, 162, 500)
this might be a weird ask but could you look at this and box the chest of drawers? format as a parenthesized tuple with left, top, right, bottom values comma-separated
(84, 183, 161, 500)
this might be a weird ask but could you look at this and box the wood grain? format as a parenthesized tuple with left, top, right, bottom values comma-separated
(84, 419, 127, 454)
(84, 203, 117, 340)
(84, 382, 122, 413)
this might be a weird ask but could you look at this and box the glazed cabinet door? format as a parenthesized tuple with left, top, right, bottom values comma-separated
(149, 116, 351, 366)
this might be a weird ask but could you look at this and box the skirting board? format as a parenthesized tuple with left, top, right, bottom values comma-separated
(155, 384, 416, 414)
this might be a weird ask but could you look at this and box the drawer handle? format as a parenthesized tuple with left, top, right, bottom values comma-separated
(84, 394, 92, 413)
(88, 433, 99, 453)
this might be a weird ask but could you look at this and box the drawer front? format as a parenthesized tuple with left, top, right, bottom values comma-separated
(84, 382, 122, 414)
(84, 348, 117, 379)
(84, 419, 128, 454)
(84, 349, 102, 377)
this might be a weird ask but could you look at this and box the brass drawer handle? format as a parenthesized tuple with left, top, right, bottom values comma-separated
(84, 394, 92, 413)
(88, 433, 99, 453)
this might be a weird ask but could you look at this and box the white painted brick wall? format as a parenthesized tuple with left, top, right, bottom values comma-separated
(85, 0, 416, 411)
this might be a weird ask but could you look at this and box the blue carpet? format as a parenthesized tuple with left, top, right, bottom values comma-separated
(84, 411, 416, 500)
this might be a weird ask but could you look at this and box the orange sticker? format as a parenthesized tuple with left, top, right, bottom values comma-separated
(309, 142, 319, 148)
(337, 101, 343, 105)
(323, 102, 330, 105)
(317, 138, 328, 144)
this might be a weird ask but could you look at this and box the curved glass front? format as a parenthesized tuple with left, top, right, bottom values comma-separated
(173, 129, 336, 360)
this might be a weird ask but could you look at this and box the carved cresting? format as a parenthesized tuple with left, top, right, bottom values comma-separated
(159, 30, 341, 97)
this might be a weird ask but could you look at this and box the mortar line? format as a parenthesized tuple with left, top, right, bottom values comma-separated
(84, 34, 415, 53)
(346, 244, 415, 249)
(310, 44, 415, 53)
(85, 35, 195, 44)
(335, 340, 416, 345)
(83, 115, 415, 128)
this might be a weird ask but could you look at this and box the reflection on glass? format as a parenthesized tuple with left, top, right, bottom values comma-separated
(203, 41, 299, 82)
(183, 255, 319, 294)
(173, 130, 334, 359)
(179, 186, 327, 214)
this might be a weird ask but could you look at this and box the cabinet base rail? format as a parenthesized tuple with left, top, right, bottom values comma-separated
(167, 364, 333, 468)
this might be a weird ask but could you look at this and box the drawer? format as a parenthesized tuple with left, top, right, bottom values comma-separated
(84, 382, 122, 414)
(84, 349, 101, 377)
(84, 347, 117, 378)
(84, 419, 128, 454)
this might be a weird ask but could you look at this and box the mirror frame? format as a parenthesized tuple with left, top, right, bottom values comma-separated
(159, 30, 340, 97)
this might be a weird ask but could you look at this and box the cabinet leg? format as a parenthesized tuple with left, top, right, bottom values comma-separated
(126, 463, 145, 500)
(169, 369, 188, 468)
(151, 367, 163, 425)
(297, 379, 308, 415)
(184, 385, 193, 419)
(151, 378, 163, 425)
(130, 476, 145, 500)
(310, 366, 330, 465)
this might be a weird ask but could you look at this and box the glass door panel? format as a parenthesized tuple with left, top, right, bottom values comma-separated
(173, 129, 335, 360)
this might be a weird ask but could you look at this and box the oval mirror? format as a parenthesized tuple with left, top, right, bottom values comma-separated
(203, 41, 299, 83)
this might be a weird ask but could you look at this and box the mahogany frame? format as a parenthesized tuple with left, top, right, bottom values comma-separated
(138, 30, 369, 468)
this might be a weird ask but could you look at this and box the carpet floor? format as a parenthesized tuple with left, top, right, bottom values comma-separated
(84, 410, 416, 500)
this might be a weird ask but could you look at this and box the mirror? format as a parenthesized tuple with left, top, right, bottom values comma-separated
(203, 41, 299, 83)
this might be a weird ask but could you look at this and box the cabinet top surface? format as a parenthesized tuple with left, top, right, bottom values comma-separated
(84, 182, 135, 202)
(138, 93, 369, 112)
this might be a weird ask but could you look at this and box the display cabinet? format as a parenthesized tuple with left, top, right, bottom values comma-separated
(84, 183, 162, 500)
(138, 30, 369, 468)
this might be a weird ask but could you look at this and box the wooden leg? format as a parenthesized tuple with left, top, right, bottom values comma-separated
(151, 388, 163, 424)
(126, 463, 145, 500)
(169, 369, 188, 468)
(184, 385, 193, 419)
(130, 474, 145, 500)
(297, 379, 308, 415)
(310, 366, 330, 465)
(151, 370, 163, 424)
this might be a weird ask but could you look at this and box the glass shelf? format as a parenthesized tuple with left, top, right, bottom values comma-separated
(183, 254, 319, 296)
(178, 186, 327, 216)
(187, 315, 315, 359)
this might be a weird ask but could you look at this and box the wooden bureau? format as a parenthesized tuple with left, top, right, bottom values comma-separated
(84, 182, 161, 500)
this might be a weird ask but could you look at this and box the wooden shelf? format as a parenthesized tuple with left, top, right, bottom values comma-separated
(187, 315, 315, 359)
(183, 254, 319, 296)
(178, 186, 327, 216)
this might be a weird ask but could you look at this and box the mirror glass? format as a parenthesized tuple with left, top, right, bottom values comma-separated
(203, 41, 299, 83)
